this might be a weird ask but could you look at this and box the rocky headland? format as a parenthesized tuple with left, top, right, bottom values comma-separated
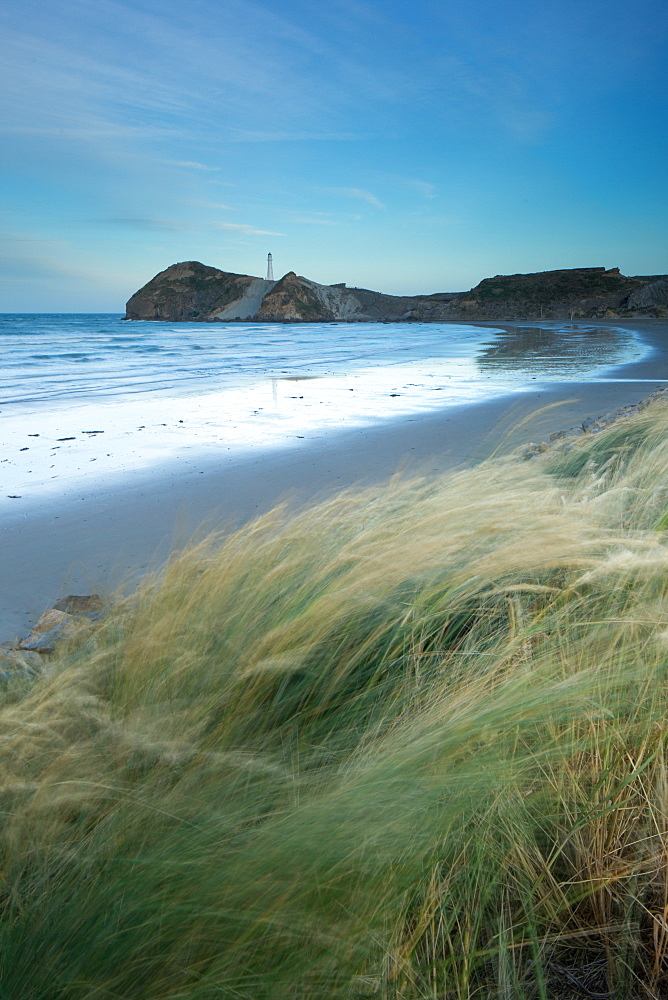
(125, 262, 668, 323)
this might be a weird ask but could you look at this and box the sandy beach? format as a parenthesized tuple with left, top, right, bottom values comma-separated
(2, 317, 667, 642)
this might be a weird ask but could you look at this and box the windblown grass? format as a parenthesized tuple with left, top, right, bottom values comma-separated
(2, 402, 668, 997)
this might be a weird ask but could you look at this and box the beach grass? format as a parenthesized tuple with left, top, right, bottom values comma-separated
(2, 403, 668, 997)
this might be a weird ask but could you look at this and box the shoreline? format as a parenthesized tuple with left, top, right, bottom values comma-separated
(2, 317, 667, 642)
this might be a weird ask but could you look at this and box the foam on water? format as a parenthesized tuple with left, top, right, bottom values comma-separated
(0, 315, 650, 513)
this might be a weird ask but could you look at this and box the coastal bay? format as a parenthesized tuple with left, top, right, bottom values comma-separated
(4, 3, 667, 992)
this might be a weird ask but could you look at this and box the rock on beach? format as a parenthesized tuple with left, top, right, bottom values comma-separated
(0, 595, 104, 676)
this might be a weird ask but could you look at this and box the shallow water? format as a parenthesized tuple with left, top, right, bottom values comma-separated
(0, 315, 649, 510)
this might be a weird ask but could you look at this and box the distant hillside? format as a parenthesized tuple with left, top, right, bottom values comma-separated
(125, 263, 668, 322)
(455, 267, 668, 320)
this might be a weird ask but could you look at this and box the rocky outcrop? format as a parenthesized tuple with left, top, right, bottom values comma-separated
(0, 595, 103, 680)
(520, 386, 668, 464)
(0, 647, 43, 681)
(125, 262, 261, 321)
(125, 263, 668, 322)
(19, 608, 81, 652)
(626, 277, 668, 310)
(255, 272, 336, 321)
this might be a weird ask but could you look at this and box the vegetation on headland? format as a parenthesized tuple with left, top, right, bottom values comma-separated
(3, 403, 668, 997)
(125, 262, 668, 322)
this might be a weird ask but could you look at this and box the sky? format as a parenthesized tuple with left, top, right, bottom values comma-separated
(1, 0, 667, 311)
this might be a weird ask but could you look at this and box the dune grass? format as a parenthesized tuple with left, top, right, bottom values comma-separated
(2, 403, 668, 997)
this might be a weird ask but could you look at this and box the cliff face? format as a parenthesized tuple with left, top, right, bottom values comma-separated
(627, 277, 668, 310)
(253, 271, 449, 321)
(255, 272, 336, 321)
(125, 263, 668, 322)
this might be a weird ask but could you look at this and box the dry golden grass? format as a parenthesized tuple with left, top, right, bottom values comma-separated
(1, 400, 668, 997)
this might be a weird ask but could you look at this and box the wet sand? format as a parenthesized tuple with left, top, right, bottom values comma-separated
(2, 318, 667, 641)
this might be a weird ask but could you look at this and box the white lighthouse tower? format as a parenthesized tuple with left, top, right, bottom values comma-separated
(266, 253, 274, 281)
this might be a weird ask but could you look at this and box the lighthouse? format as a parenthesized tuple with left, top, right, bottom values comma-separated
(266, 253, 274, 281)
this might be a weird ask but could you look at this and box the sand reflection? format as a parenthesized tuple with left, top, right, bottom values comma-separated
(476, 325, 644, 379)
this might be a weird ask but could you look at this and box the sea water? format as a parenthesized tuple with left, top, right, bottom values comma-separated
(0, 315, 649, 511)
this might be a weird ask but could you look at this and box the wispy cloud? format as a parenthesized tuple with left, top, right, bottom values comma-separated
(288, 217, 339, 226)
(0, 231, 66, 245)
(0, 230, 72, 281)
(227, 128, 359, 143)
(329, 187, 386, 209)
(407, 180, 437, 199)
(279, 210, 338, 226)
(435, 54, 553, 144)
(216, 222, 285, 237)
(196, 243, 254, 251)
(102, 217, 189, 232)
(164, 160, 220, 171)
(0, 229, 131, 287)
(187, 200, 235, 212)
(497, 106, 553, 143)
(0, 3, 350, 150)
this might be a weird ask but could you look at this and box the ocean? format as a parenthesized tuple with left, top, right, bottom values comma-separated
(0, 314, 649, 511)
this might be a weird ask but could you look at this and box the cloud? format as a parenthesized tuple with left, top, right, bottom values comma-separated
(0, 231, 65, 245)
(407, 180, 437, 199)
(164, 160, 220, 171)
(216, 222, 285, 236)
(0, 0, 380, 152)
(195, 244, 254, 251)
(102, 217, 189, 232)
(435, 54, 554, 144)
(330, 187, 386, 209)
(288, 217, 339, 226)
(0, 230, 130, 287)
(226, 128, 359, 143)
(497, 106, 553, 143)
(188, 200, 234, 212)
(278, 210, 338, 226)
(0, 249, 67, 281)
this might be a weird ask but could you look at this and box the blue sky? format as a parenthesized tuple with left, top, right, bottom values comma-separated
(1, 0, 666, 310)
